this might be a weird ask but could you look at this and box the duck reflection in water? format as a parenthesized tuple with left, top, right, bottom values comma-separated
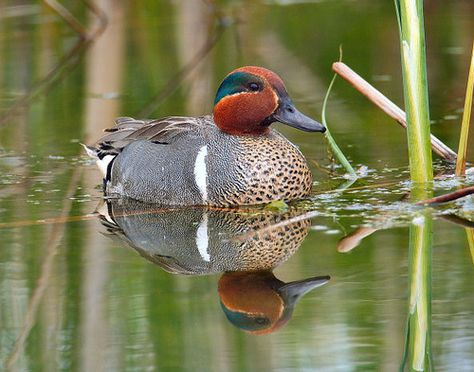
(97, 198, 330, 334)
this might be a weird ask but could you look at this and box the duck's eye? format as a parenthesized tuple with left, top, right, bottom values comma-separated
(248, 82, 260, 92)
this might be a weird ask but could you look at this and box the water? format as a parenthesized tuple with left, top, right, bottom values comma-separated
(1, 1, 473, 371)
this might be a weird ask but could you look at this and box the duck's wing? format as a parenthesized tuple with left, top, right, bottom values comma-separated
(87, 115, 212, 158)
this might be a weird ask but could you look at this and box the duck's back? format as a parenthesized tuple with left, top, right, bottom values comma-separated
(96, 116, 312, 206)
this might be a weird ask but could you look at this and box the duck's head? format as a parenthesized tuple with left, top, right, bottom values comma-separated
(213, 66, 326, 136)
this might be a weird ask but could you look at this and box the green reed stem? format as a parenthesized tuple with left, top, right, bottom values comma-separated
(401, 211, 433, 371)
(455, 41, 474, 176)
(395, 0, 433, 186)
(322, 66, 357, 178)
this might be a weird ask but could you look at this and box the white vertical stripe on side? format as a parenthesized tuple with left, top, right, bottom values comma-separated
(193, 145, 208, 202)
(196, 213, 210, 262)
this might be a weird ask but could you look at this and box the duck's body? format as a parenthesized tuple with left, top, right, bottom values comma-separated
(86, 66, 325, 206)
(95, 115, 312, 205)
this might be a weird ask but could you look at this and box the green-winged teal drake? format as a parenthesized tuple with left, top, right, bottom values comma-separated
(85, 66, 326, 206)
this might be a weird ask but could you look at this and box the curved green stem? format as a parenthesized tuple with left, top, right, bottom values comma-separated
(322, 65, 357, 178)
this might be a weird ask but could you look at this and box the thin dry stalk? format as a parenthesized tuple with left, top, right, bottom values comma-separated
(441, 214, 474, 229)
(337, 226, 377, 253)
(416, 185, 474, 205)
(338, 214, 474, 253)
(332, 62, 457, 162)
(467, 229, 474, 265)
(455, 41, 474, 176)
(43, 0, 88, 37)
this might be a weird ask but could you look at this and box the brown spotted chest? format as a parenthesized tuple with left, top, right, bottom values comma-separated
(214, 131, 313, 205)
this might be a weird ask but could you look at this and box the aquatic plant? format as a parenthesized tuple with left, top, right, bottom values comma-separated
(394, 0, 433, 187)
(401, 212, 433, 372)
(395, 1, 434, 370)
(322, 56, 357, 179)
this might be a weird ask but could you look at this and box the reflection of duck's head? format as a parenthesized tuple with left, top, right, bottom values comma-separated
(218, 271, 329, 335)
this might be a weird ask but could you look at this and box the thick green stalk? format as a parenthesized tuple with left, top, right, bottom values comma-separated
(395, 0, 433, 185)
(455, 41, 474, 176)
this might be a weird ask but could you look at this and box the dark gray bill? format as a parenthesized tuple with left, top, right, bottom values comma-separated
(277, 275, 330, 307)
(273, 96, 326, 133)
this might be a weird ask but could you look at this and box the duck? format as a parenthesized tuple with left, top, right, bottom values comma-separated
(84, 66, 326, 206)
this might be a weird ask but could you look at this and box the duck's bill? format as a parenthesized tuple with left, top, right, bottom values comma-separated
(277, 275, 330, 306)
(273, 97, 326, 133)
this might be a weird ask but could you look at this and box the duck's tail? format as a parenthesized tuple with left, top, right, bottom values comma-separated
(81, 143, 99, 159)
(81, 143, 115, 179)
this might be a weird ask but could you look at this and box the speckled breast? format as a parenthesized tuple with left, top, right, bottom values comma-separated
(207, 130, 313, 206)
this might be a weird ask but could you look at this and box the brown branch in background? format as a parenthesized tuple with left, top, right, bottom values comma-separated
(3, 3, 109, 368)
(332, 62, 458, 162)
(4, 168, 83, 370)
(0, 213, 96, 229)
(136, 21, 227, 118)
(0, 0, 107, 126)
(43, 0, 89, 37)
